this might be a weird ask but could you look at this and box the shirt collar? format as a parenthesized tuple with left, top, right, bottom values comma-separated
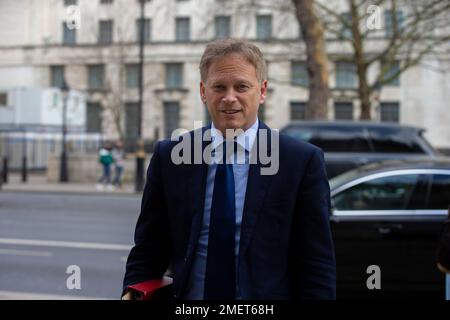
(210, 118, 259, 153)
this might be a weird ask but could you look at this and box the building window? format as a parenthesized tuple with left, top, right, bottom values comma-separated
(164, 101, 180, 138)
(175, 17, 190, 42)
(215, 16, 230, 39)
(385, 10, 404, 37)
(256, 15, 272, 40)
(88, 65, 105, 90)
(86, 102, 102, 133)
(50, 65, 65, 88)
(0, 92, 7, 106)
(290, 102, 306, 120)
(125, 102, 140, 145)
(380, 102, 399, 122)
(99, 20, 113, 44)
(136, 18, 151, 43)
(62, 22, 76, 44)
(100, 0, 113, 4)
(341, 12, 352, 39)
(334, 102, 353, 120)
(291, 61, 309, 87)
(126, 64, 139, 89)
(382, 61, 400, 86)
(64, 0, 77, 6)
(165, 63, 183, 89)
(335, 61, 356, 89)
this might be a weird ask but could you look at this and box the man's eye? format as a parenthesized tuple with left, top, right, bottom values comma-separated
(237, 84, 249, 91)
(213, 85, 225, 91)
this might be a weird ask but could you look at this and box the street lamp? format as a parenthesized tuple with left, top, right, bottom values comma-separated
(59, 79, 69, 182)
(135, 0, 146, 192)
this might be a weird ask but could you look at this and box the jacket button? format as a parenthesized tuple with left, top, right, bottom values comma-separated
(184, 257, 187, 262)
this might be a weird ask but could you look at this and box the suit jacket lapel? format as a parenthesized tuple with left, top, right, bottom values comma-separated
(184, 122, 275, 261)
(185, 126, 210, 258)
(239, 121, 274, 260)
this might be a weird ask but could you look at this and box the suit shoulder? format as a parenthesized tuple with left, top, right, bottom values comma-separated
(155, 127, 203, 155)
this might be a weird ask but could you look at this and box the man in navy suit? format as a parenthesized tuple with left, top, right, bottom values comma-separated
(123, 38, 336, 300)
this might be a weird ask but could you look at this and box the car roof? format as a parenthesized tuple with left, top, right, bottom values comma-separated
(356, 157, 450, 171)
(282, 120, 424, 133)
(330, 157, 450, 190)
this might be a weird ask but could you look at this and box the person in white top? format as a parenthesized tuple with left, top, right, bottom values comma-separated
(112, 140, 125, 188)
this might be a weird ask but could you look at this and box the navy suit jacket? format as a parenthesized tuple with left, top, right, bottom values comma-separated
(123, 122, 336, 299)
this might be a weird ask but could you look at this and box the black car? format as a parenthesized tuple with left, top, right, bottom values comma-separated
(329, 158, 450, 299)
(281, 121, 439, 178)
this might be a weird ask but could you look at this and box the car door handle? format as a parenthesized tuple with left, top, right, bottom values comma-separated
(376, 223, 403, 235)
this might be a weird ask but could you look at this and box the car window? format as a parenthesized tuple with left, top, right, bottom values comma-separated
(427, 174, 450, 209)
(283, 126, 371, 152)
(282, 127, 314, 142)
(368, 128, 425, 153)
(333, 174, 419, 211)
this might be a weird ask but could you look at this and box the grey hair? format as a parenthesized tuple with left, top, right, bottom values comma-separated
(199, 38, 267, 84)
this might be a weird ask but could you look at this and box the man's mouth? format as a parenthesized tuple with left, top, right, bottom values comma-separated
(221, 110, 241, 114)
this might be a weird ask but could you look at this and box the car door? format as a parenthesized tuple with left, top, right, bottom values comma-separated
(405, 172, 450, 299)
(330, 171, 431, 299)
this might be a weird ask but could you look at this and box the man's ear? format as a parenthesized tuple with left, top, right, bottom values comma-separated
(200, 81, 206, 104)
(259, 80, 268, 104)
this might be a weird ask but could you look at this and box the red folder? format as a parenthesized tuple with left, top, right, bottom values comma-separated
(126, 276, 173, 300)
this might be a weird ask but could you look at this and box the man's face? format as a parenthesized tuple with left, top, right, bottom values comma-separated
(200, 54, 267, 135)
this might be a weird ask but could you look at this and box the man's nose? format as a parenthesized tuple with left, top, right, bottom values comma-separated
(221, 89, 238, 104)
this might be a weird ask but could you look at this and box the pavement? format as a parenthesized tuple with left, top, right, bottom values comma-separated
(1, 172, 139, 196)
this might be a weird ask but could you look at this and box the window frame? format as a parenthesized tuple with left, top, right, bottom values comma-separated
(136, 18, 151, 43)
(334, 101, 354, 120)
(256, 14, 272, 40)
(214, 15, 231, 39)
(291, 61, 309, 87)
(87, 64, 105, 90)
(175, 17, 191, 42)
(335, 61, 357, 89)
(165, 63, 184, 89)
(62, 22, 77, 45)
(290, 101, 306, 121)
(50, 65, 65, 88)
(98, 19, 114, 44)
(126, 64, 140, 89)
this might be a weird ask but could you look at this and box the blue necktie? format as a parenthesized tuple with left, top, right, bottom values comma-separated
(204, 141, 236, 300)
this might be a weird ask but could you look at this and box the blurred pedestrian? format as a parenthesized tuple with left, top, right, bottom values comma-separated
(436, 205, 450, 299)
(96, 142, 114, 191)
(112, 140, 125, 188)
